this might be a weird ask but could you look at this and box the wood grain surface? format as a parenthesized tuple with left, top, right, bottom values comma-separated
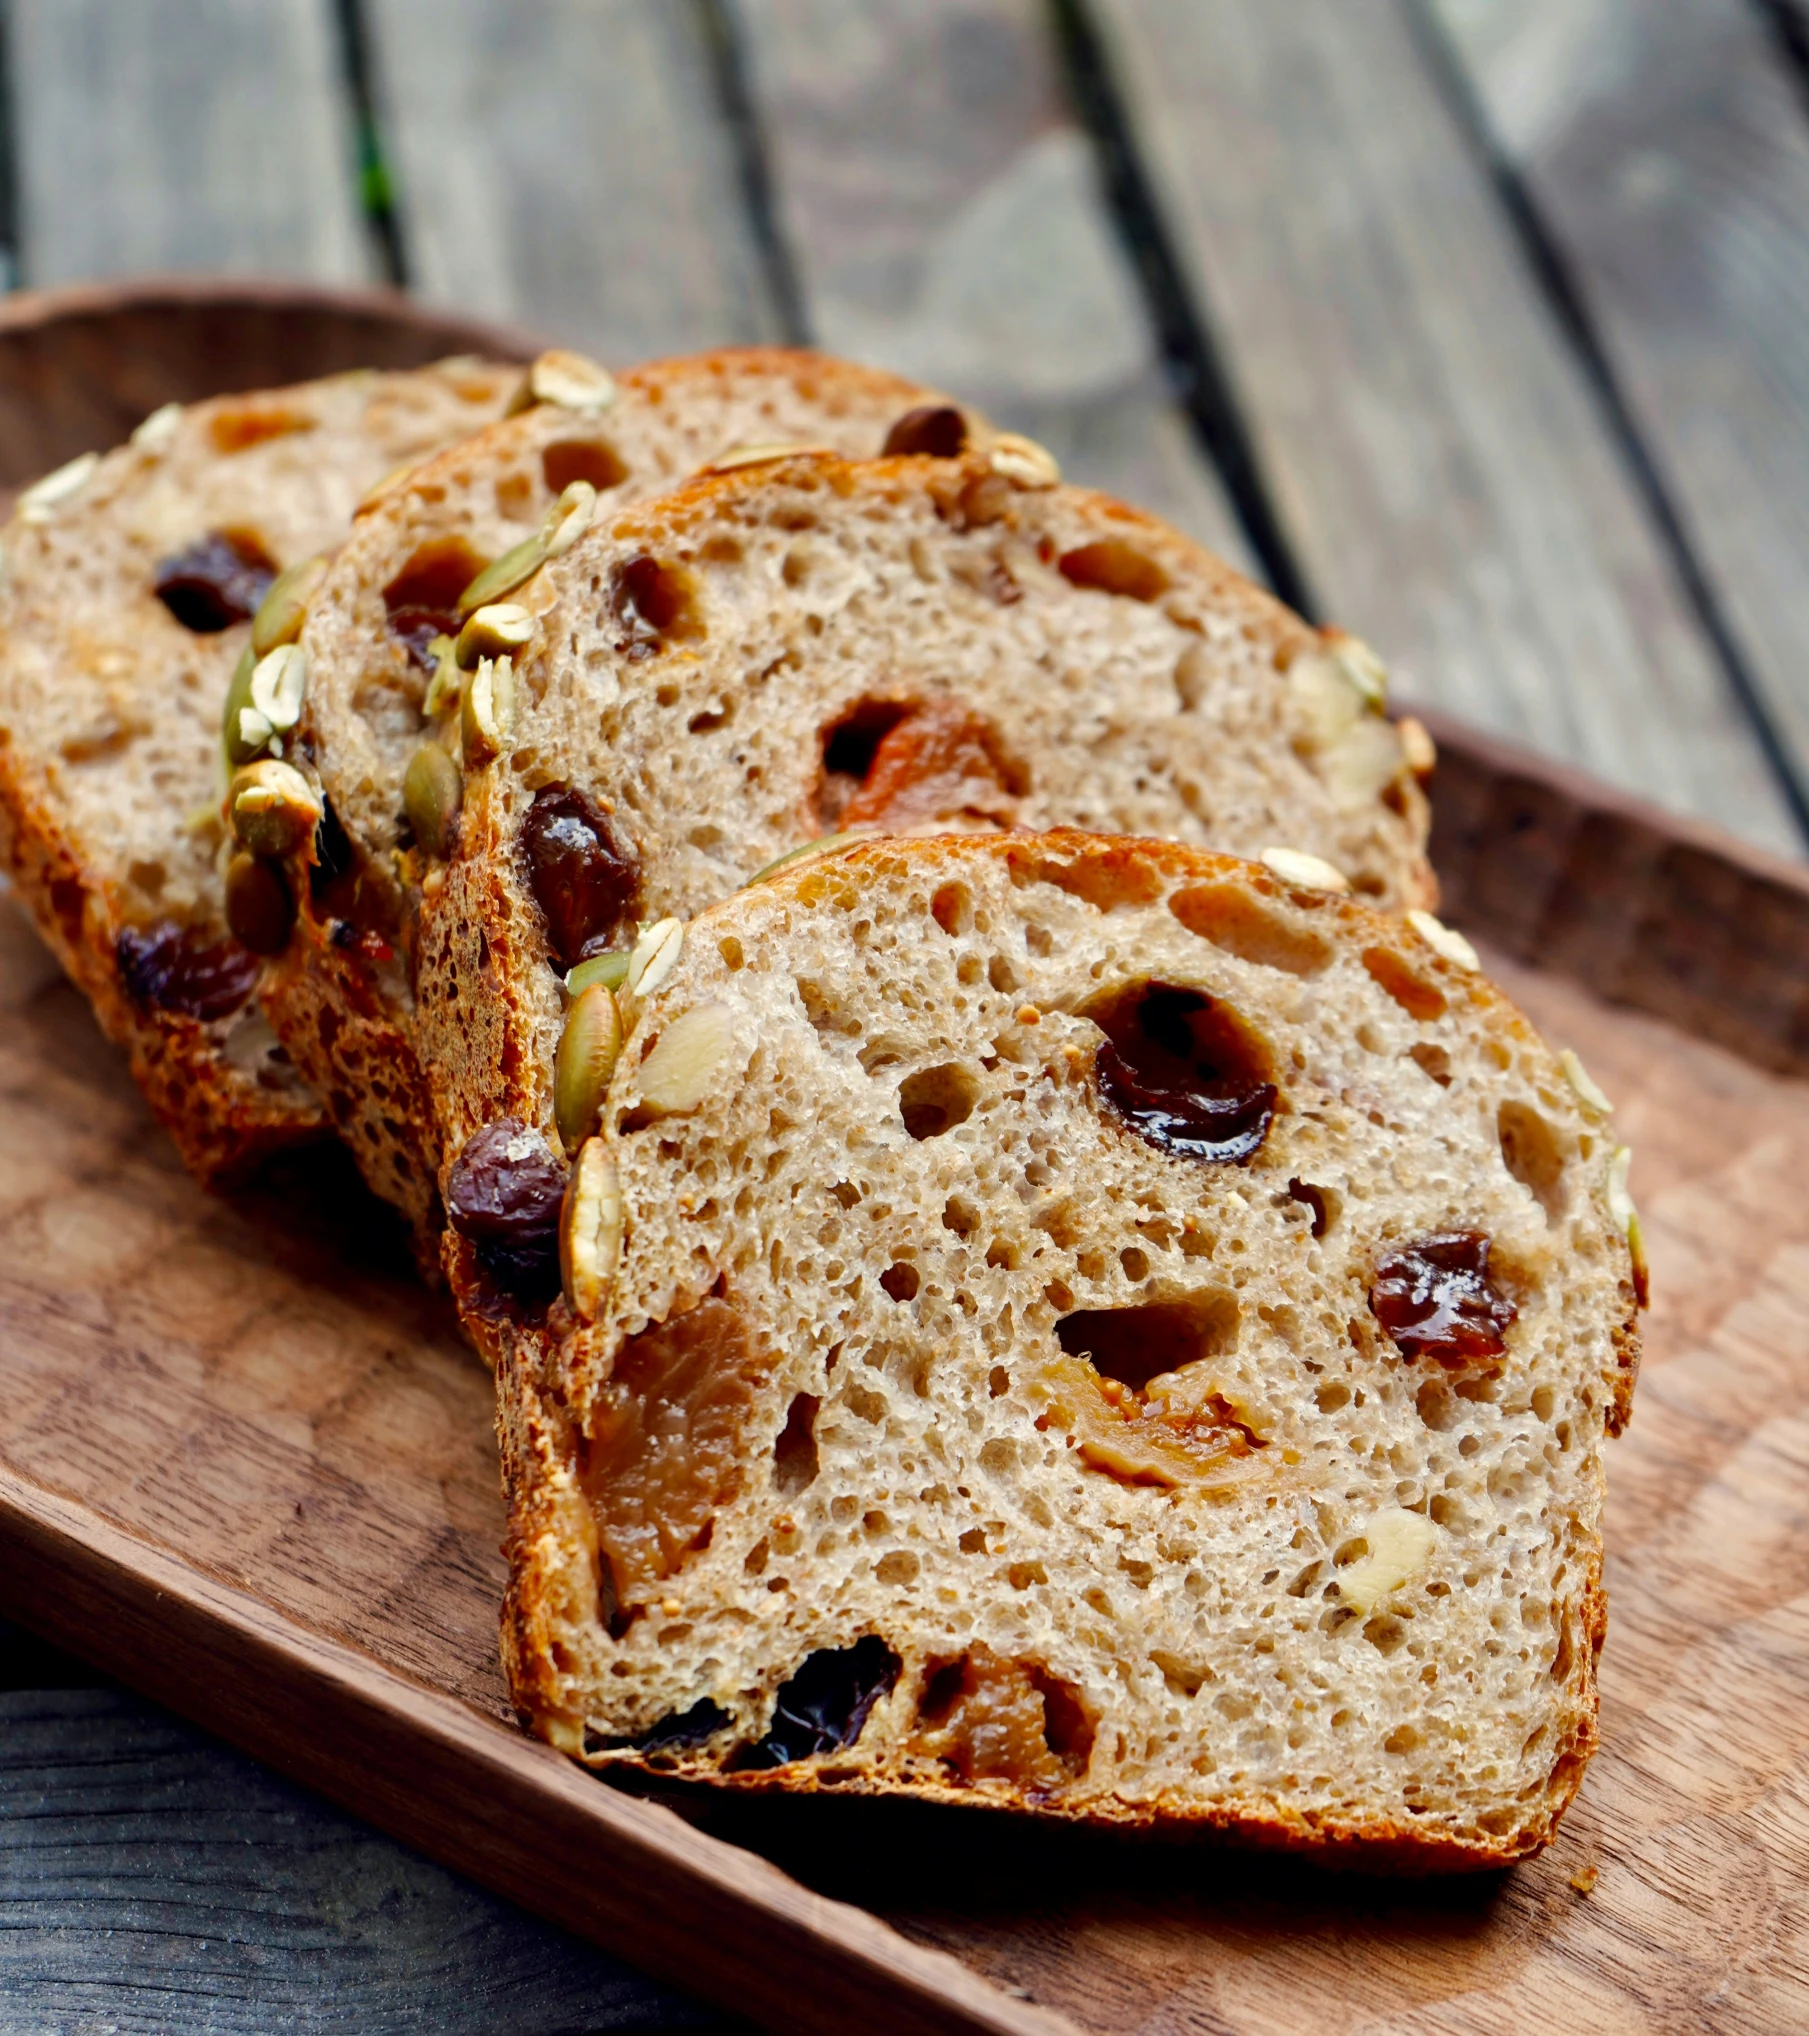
(362, 0, 781, 363)
(1428, 0, 1809, 816)
(8, 0, 374, 288)
(1092, 0, 1803, 856)
(733, 0, 1247, 560)
(1, 719, 1806, 2032)
(0, 1682, 720, 2034)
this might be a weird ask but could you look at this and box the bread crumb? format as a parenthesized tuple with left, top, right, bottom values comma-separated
(1569, 1864, 1599, 1894)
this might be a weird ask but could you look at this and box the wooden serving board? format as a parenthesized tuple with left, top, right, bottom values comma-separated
(1, 710, 1806, 2035)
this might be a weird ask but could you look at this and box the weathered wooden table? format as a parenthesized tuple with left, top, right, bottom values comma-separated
(2, 1, 1806, 2028)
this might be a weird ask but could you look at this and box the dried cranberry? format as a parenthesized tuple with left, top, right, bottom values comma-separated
(153, 531, 276, 632)
(735, 1637, 901, 1767)
(520, 785, 639, 968)
(445, 1117, 567, 1302)
(882, 404, 968, 459)
(1371, 1232, 1517, 1364)
(116, 922, 260, 1022)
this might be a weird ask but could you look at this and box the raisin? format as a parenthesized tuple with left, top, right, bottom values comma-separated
(386, 604, 459, 671)
(116, 922, 260, 1022)
(882, 404, 968, 458)
(444, 1118, 567, 1301)
(1371, 1231, 1517, 1364)
(520, 785, 640, 968)
(1090, 981, 1276, 1166)
(153, 531, 276, 632)
(736, 1637, 901, 1767)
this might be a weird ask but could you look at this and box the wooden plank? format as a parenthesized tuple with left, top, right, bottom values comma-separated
(1091, 0, 1805, 856)
(8, 0, 373, 286)
(0, 1687, 719, 2034)
(730, 0, 1249, 562)
(1427, 0, 1809, 834)
(362, 0, 780, 362)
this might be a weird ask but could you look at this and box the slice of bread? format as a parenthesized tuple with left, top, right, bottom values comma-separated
(492, 832, 1641, 1864)
(417, 446, 1434, 1312)
(266, 349, 991, 1244)
(0, 359, 517, 1180)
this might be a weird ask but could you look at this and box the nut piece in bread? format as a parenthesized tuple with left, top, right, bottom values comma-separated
(0, 359, 518, 1180)
(269, 349, 994, 1245)
(489, 834, 1638, 1864)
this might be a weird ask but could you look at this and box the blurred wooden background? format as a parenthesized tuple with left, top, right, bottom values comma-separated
(3, 1, 1808, 2028)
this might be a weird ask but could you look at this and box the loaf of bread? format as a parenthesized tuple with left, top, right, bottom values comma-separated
(488, 831, 1640, 1863)
(0, 358, 517, 1180)
(418, 444, 1434, 1307)
(266, 349, 986, 1242)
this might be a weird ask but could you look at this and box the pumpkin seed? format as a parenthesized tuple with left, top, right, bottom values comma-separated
(461, 654, 514, 766)
(250, 552, 328, 657)
(19, 451, 99, 524)
(744, 830, 868, 885)
(229, 759, 321, 858)
(565, 949, 632, 996)
(1560, 1048, 1612, 1117)
(403, 742, 463, 857)
(1259, 845, 1350, 895)
(130, 403, 183, 455)
(1406, 908, 1480, 972)
(554, 981, 624, 1152)
(222, 644, 267, 766)
(508, 349, 617, 417)
(987, 433, 1060, 489)
(454, 601, 534, 670)
(249, 644, 307, 734)
(225, 851, 294, 954)
(560, 1137, 623, 1322)
(456, 480, 596, 615)
(702, 442, 834, 475)
(623, 916, 682, 998)
(421, 635, 460, 719)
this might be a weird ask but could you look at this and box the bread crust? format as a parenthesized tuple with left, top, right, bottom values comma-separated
(479, 832, 1637, 1863)
(0, 360, 518, 1181)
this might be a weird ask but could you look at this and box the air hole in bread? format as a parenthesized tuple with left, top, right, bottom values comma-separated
(1363, 947, 1447, 1021)
(734, 1636, 901, 1767)
(383, 535, 489, 668)
(153, 528, 278, 633)
(579, 1297, 765, 1601)
(1410, 1041, 1452, 1087)
(1287, 1179, 1339, 1237)
(772, 1393, 821, 1496)
(616, 1697, 732, 1757)
(1056, 1292, 1239, 1391)
(612, 554, 703, 658)
(880, 1261, 921, 1303)
(1009, 844, 1164, 912)
(209, 404, 315, 454)
(898, 1062, 980, 1139)
(1497, 1101, 1568, 1223)
(817, 696, 1025, 832)
(1080, 979, 1277, 1166)
(913, 1645, 1095, 1787)
(931, 883, 973, 936)
(543, 437, 628, 495)
(1170, 882, 1332, 977)
(1058, 539, 1171, 604)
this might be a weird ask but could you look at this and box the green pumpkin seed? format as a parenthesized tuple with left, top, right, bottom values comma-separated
(461, 654, 515, 766)
(565, 949, 632, 996)
(456, 480, 597, 616)
(251, 553, 329, 657)
(421, 635, 460, 720)
(403, 743, 463, 857)
(560, 1137, 623, 1321)
(454, 602, 534, 670)
(222, 645, 268, 766)
(744, 830, 868, 886)
(507, 349, 617, 417)
(229, 759, 321, 858)
(554, 981, 624, 1152)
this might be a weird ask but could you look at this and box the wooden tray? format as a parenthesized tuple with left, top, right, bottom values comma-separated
(3, 286, 1808, 2035)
